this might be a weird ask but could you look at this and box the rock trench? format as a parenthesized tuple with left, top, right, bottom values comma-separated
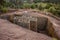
(0, 12, 59, 40)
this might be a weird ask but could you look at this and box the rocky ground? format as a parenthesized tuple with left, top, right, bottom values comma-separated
(0, 9, 60, 40)
(0, 19, 52, 40)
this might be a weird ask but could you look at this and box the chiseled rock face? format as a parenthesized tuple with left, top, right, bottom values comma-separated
(0, 11, 59, 40)
(11, 13, 48, 32)
(47, 20, 55, 37)
(0, 19, 52, 40)
(0, 13, 48, 33)
(47, 20, 60, 40)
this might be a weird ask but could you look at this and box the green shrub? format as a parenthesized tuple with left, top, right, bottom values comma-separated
(48, 6, 60, 17)
(38, 3, 51, 10)
(20, 5, 24, 9)
(38, 3, 47, 10)
(0, 7, 8, 13)
(48, 6, 56, 13)
(22, 3, 31, 9)
(30, 3, 37, 9)
(45, 3, 53, 9)
(55, 10, 60, 16)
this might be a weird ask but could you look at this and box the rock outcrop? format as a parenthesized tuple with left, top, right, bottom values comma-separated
(0, 10, 60, 40)
(0, 19, 52, 40)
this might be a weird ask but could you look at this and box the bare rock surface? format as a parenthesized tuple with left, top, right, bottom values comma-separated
(0, 9, 60, 40)
(0, 19, 52, 40)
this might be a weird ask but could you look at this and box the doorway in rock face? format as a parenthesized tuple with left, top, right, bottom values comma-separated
(30, 21, 37, 32)
(37, 17, 48, 34)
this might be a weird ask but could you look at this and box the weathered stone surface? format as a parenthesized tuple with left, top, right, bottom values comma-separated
(0, 10, 60, 40)
(0, 19, 52, 40)
(47, 20, 60, 40)
(0, 13, 48, 33)
(10, 13, 48, 32)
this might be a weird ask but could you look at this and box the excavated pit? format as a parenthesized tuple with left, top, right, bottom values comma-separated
(0, 12, 59, 40)
(0, 19, 53, 40)
(0, 13, 50, 35)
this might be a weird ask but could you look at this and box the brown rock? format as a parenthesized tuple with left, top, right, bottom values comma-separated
(0, 19, 52, 40)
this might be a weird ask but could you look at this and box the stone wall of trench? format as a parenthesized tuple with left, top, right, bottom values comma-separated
(9, 15, 48, 34)
(0, 14, 59, 40)
(47, 20, 59, 40)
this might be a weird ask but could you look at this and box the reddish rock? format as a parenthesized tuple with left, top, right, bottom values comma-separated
(0, 19, 52, 40)
(0, 9, 60, 40)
